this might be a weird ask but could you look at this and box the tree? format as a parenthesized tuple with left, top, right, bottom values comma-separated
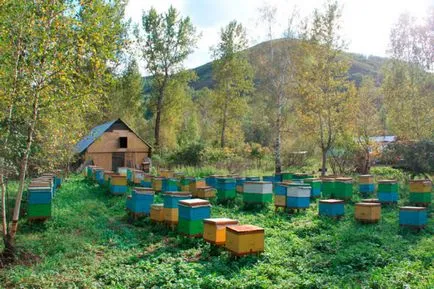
(211, 21, 254, 148)
(0, 0, 127, 257)
(295, 1, 356, 176)
(254, 4, 299, 173)
(382, 11, 434, 140)
(137, 6, 198, 149)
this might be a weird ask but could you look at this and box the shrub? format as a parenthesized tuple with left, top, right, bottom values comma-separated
(168, 142, 205, 166)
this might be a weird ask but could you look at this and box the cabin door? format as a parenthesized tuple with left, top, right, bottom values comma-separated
(112, 152, 125, 172)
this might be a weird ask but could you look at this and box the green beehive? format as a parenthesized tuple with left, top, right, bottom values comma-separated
(281, 172, 293, 181)
(216, 177, 236, 201)
(178, 218, 204, 235)
(28, 203, 52, 218)
(333, 177, 353, 200)
(321, 178, 335, 198)
(378, 182, 398, 192)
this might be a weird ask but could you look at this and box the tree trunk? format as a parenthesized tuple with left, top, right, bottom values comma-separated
(9, 93, 39, 239)
(1, 174, 7, 238)
(154, 101, 161, 149)
(3, 233, 15, 259)
(274, 94, 282, 174)
(220, 99, 228, 148)
(321, 149, 327, 177)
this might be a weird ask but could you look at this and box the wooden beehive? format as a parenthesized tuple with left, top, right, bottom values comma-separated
(225, 225, 264, 256)
(203, 218, 239, 245)
(150, 204, 164, 222)
(399, 206, 427, 229)
(196, 186, 216, 199)
(355, 202, 381, 223)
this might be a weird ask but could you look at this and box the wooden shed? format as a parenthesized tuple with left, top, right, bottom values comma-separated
(75, 119, 152, 172)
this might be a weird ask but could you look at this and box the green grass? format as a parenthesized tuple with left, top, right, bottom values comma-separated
(1, 175, 433, 288)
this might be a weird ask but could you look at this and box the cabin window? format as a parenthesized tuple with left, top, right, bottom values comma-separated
(119, 137, 128, 148)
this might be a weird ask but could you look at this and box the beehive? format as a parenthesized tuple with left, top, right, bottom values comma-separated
(286, 184, 311, 209)
(163, 191, 192, 209)
(189, 178, 206, 197)
(246, 176, 261, 181)
(141, 174, 152, 188)
(281, 172, 293, 182)
(126, 187, 155, 214)
(216, 177, 236, 201)
(399, 206, 427, 229)
(304, 178, 322, 198)
(117, 167, 128, 177)
(321, 177, 335, 198)
(225, 225, 264, 256)
(377, 180, 398, 203)
(34, 177, 55, 197)
(196, 186, 216, 199)
(159, 169, 174, 178)
(359, 174, 375, 197)
(361, 198, 380, 203)
(27, 180, 52, 220)
(104, 171, 116, 186)
(333, 177, 353, 201)
(274, 182, 289, 208)
(243, 182, 273, 204)
(132, 170, 145, 185)
(178, 199, 211, 236)
(355, 202, 381, 223)
(319, 199, 344, 217)
(262, 176, 274, 183)
(150, 204, 164, 222)
(163, 207, 179, 223)
(409, 180, 432, 206)
(203, 218, 239, 245)
(86, 165, 98, 179)
(274, 173, 282, 183)
(180, 177, 193, 192)
(292, 173, 311, 183)
(236, 177, 246, 193)
(109, 174, 127, 195)
(94, 168, 105, 185)
(126, 168, 133, 183)
(152, 177, 164, 192)
(162, 178, 179, 192)
(53, 171, 62, 188)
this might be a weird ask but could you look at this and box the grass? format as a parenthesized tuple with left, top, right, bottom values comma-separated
(0, 174, 433, 288)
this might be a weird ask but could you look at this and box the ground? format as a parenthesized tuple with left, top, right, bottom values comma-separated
(0, 175, 433, 288)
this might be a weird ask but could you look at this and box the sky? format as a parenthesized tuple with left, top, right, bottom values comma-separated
(125, 0, 432, 72)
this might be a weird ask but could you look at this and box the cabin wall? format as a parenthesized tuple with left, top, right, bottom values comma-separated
(85, 152, 113, 171)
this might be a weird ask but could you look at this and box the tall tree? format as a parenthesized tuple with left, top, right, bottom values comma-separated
(137, 6, 198, 149)
(211, 21, 254, 148)
(382, 11, 434, 140)
(0, 0, 127, 255)
(295, 1, 356, 176)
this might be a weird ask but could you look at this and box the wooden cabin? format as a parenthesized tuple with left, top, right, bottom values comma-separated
(75, 119, 152, 172)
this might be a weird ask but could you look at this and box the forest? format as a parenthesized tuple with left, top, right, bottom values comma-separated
(0, 0, 433, 288)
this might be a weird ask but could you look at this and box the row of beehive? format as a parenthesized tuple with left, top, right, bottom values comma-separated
(27, 172, 62, 221)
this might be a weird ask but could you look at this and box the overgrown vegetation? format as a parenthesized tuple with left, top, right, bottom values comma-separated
(0, 175, 432, 288)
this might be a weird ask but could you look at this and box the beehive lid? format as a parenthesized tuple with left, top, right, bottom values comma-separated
(154, 177, 164, 180)
(321, 178, 335, 182)
(336, 177, 353, 182)
(104, 170, 114, 174)
(179, 198, 210, 207)
(409, 180, 431, 184)
(359, 175, 373, 178)
(111, 174, 125, 179)
(133, 187, 155, 194)
(275, 181, 292, 186)
(400, 206, 426, 211)
(235, 177, 246, 180)
(204, 218, 238, 225)
(304, 178, 321, 182)
(227, 225, 264, 234)
(197, 186, 213, 191)
(361, 198, 380, 203)
(378, 179, 397, 184)
(163, 191, 192, 197)
(244, 181, 272, 185)
(356, 202, 381, 207)
(152, 203, 163, 208)
(29, 181, 51, 187)
(319, 199, 344, 204)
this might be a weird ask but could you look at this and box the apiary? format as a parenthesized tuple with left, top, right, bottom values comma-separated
(286, 183, 311, 209)
(377, 180, 398, 204)
(216, 177, 236, 201)
(409, 180, 432, 206)
(243, 181, 273, 204)
(333, 177, 353, 201)
(225, 225, 264, 256)
(109, 174, 127, 195)
(126, 187, 155, 214)
(318, 199, 345, 218)
(178, 199, 211, 236)
(355, 202, 381, 223)
(203, 218, 239, 245)
(399, 206, 427, 229)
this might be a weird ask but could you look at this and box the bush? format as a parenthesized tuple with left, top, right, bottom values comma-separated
(370, 166, 406, 182)
(168, 142, 205, 166)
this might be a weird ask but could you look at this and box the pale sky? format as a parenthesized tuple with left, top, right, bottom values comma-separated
(126, 0, 432, 72)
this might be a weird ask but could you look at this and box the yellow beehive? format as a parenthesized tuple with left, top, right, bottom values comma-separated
(274, 195, 286, 207)
(359, 175, 374, 184)
(409, 180, 432, 193)
(152, 177, 163, 192)
(159, 169, 174, 178)
(355, 202, 381, 223)
(189, 179, 206, 197)
(111, 175, 127, 186)
(203, 218, 239, 245)
(225, 225, 264, 256)
(150, 204, 164, 222)
(163, 207, 178, 223)
(196, 186, 216, 199)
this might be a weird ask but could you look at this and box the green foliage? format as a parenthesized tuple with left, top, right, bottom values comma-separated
(370, 166, 407, 182)
(169, 142, 205, 166)
(1, 175, 433, 288)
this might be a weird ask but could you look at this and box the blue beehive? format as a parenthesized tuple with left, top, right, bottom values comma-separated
(163, 192, 192, 208)
(28, 187, 52, 204)
(178, 198, 211, 220)
(162, 178, 179, 192)
(95, 169, 105, 185)
(273, 182, 288, 196)
(359, 184, 375, 193)
(262, 176, 274, 183)
(378, 192, 398, 202)
(319, 199, 345, 217)
(246, 176, 261, 181)
(205, 175, 224, 188)
(399, 206, 427, 229)
(274, 173, 282, 182)
(126, 187, 155, 214)
(286, 184, 311, 209)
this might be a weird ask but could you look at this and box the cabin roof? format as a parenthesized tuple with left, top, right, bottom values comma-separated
(75, 118, 152, 154)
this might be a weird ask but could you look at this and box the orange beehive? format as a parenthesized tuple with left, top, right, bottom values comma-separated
(225, 225, 264, 256)
(355, 202, 381, 223)
(203, 218, 238, 245)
